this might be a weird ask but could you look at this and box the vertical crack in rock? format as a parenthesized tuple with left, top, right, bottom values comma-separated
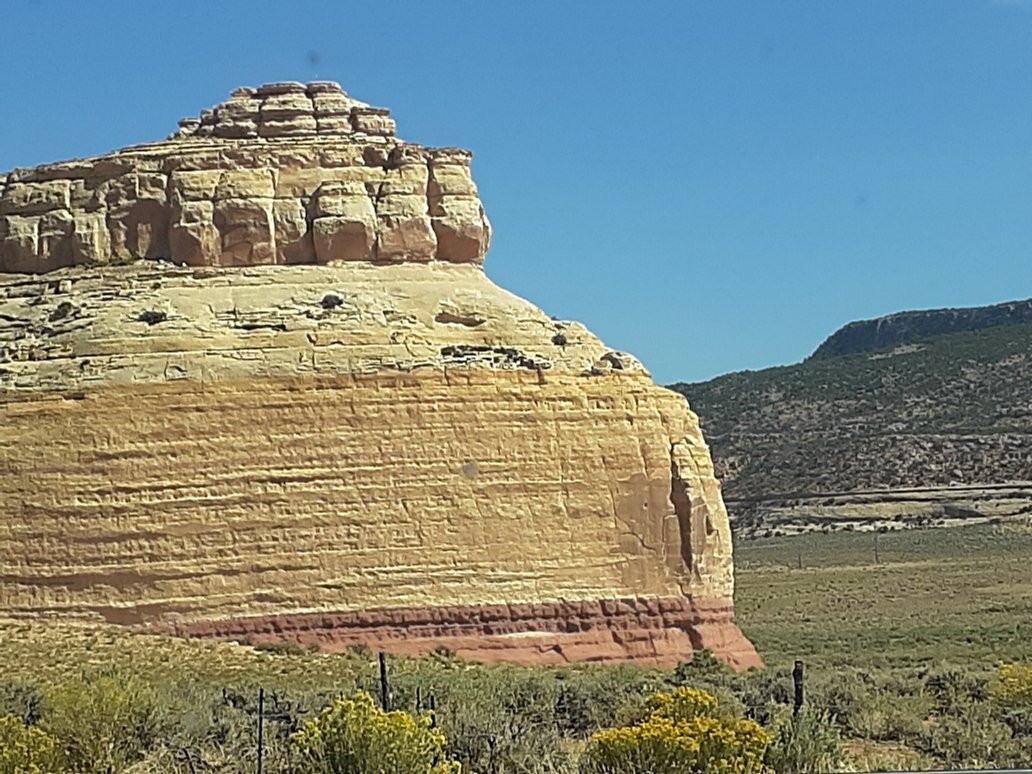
(670, 452, 694, 572)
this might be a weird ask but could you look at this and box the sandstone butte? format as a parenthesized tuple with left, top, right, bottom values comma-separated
(0, 81, 761, 670)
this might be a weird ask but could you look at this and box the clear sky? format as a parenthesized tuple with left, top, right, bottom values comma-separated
(2, 1, 1031, 383)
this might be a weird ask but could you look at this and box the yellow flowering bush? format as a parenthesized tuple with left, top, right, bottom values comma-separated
(990, 662, 1032, 708)
(644, 687, 720, 722)
(0, 715, 63, 774)
(580, 688, 770, 774)
(292, 691, 460, 774)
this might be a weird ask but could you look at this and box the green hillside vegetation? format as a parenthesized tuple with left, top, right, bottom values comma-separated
(2, 525, 1030, 772)
(670, 320, 1032, 532)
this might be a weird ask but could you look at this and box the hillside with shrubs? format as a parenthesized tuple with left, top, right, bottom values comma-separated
(672, 318, 1032, 534)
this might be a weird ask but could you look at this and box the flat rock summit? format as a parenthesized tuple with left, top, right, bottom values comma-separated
(0, 81, 759, 669)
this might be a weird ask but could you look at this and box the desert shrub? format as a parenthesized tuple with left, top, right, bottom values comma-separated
(991, 667, 1032, 742)
(161, 685, 296, 774)
(393, 665, 574, 772)
(0, 684, 43, 726)
(644, 687, 719, 722)
(918, 699, 1022, 768)
(668, 662, 790, 725)
(552, 665, 660, 737)
(844, 688, 931, 742)
(579, 687, 769, 774)
(923, 664, 988, 707)
(764, 706, 841, 774)
(292, 690, 459, 774)
(991, 662, 1032, 708)
(804, 672, 867, 734)
(838, 740, 936, 772)
(791, 668, 935, 744)
(670, 650, 734, 683)
(0, 714, 63, 774)
(41, 673, 166, 774)
(721, 668, 793, 725)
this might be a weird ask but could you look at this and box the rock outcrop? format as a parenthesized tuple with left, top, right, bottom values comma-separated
(0, 83, 759, 670)
(0, 81, 489, 273)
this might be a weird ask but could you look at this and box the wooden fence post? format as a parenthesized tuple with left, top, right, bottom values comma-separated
(256, 686, 264, 774)
(792, 660, 804, 717)
(378, 652, 390, 711)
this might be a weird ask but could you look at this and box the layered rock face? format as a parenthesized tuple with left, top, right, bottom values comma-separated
(0, 81, 489, 273)
(0, 83, 759, 669)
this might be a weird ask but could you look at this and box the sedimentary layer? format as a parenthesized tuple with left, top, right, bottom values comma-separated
(0, 260, 757, 667)
(167, 597, 758, 669)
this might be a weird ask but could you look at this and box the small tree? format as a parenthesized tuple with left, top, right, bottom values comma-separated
(292, 691, 459, 774)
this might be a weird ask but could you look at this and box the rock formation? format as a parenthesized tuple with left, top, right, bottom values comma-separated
(0, 81, 488, 273)
(0, 82, 759, 669)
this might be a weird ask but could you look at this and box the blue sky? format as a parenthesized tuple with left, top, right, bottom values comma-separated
(3, 1, 1031, 383)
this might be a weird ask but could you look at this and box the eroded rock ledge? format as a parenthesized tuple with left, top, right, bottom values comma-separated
(0, 81, 489, 272)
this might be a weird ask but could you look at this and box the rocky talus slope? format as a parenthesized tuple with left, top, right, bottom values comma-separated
(672, 315, 1032, 536)
(0, 82, 758, 669)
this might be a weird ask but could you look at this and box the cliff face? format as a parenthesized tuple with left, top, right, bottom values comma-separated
(0, 82, 758, 669)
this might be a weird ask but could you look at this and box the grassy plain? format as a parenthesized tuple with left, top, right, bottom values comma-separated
(734, 524, 1032, 669)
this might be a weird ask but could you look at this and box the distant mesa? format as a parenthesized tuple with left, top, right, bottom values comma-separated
(810, 297, 1032, 359)
(0, 82, 759, 670)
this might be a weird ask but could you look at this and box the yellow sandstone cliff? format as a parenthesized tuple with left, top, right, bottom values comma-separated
(0, 82, 759, 669)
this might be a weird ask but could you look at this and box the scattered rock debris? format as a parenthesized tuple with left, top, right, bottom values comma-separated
(440, 344, 550, 370)
(48, 302, 73, 322)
